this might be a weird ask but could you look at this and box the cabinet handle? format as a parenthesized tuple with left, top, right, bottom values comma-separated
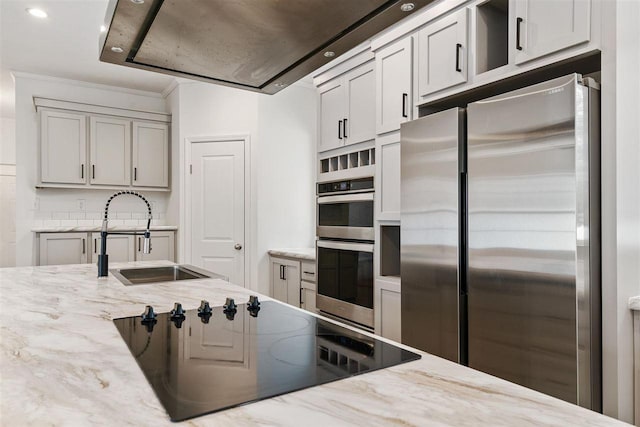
(303, 271, 315, 275)
(81, 164, 84, 179)
(94, 238, 97, 254)
(516, 17, 523, 50)
(300, 287, 304, 306)
(134, 167, 137, 181)
(92, 165, 95, 179)
(455, 43, 462, 72)
(138, 237, 141, 252)
(82, 238, 86, 254)
(282, 265, 287, 281)
(343, 118, 347, 138)
(402, 93, 408, 118)
(338, 120, 343, 140)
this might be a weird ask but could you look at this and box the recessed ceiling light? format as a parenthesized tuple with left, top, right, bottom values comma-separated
(100, 25, 107, 33)
(400, 3, 415, 12)
(26, 8, 48, 18)
(324, 51, 335, 58)
(274, 82, 287, 88)
(111, 46, 124, 53)
(130, 0, 145, 4)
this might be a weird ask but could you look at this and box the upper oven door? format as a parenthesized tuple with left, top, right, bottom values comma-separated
(317, 193, 374, 240)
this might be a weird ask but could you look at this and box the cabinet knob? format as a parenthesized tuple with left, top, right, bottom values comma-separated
(234, 243, 242, 250)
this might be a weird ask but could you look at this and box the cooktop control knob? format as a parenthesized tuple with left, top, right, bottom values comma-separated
(198, 300, 212, 314)
(198, 300, 212, 324)
(223, 298, 237, 320)
(141, 305, 157, 322)
(223, 298, 237, 313)
(247, 295, 260, 317)
(170, 302, 185, 319)
(247, 295, 260, 309)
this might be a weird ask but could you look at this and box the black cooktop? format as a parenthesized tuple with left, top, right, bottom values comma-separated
(113, 299, 420, 422)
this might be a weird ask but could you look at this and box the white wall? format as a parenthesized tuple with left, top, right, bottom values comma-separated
(0, 116, 16, 267)
(14, 74, 170, 266)
(167, 81, 316, 295)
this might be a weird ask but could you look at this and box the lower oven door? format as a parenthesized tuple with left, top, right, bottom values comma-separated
(316, 240, 374, 328)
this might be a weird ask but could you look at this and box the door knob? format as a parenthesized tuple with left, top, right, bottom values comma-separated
(234, 243, 242, 250)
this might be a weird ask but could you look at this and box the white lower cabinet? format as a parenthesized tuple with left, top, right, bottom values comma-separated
(39, 232, 88, 266)
(90, 233, 135, 263)
(270, 256, 317, 312)
(37, 230, 176, 266)
(136, 231, 175, 261)
(300, 260, 317, 313)
(270, 256, 301, 306)
(375, 278, 402, 342)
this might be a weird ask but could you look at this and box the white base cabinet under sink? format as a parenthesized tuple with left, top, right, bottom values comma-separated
(37, 230, 176, 266)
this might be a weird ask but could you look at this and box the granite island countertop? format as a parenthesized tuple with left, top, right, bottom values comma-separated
(0, 261, 627, 426)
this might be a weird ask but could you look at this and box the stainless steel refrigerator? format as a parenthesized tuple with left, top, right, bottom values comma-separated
(400, 74, 601, 410)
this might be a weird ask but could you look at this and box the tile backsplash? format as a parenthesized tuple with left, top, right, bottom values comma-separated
(32, 189, 169, 228)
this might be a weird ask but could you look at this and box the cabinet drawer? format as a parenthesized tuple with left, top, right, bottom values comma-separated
(301, 261, 316, 282)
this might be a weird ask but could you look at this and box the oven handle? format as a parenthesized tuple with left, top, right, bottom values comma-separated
(317, 240, 373, 253)
(317, 192, 374, 204)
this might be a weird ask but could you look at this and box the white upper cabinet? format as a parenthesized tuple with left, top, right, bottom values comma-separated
(89, 116, 131, 186)
(132, 121, 169, 188)
(318, 80, 346, 153)
(513, 0, 590, 65)
(40, 110, 87, 184)
(36, 98, 170, 191)
(376, 37, 413, 135)
(317, 61, 375, 153)
(418, 8, 469, 97)
(345, 62, 376, 145)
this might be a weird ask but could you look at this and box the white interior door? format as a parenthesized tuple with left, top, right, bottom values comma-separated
(190, 139, 245, 285)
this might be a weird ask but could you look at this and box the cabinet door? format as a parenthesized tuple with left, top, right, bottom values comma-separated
(380, 288, 401, 342)
(376, 37, 413, 134)
(90, 116, 131, 185)
(379, 141, 401, 220)
(418, 8, 468, 97)
(514, 0, 590, 65)
(301, 281, 317, 313)
(284, 262, 301, 306)
(39, 233, 88, 265)
(40, 110, 86, 184)
(90, 233, 135, 263)
(136, 231, 175, 261)
(345, 62, 376, 145)
(132, 122, 169, 188)
(318, 80, 346, 153)
(271, 261, 288, 303)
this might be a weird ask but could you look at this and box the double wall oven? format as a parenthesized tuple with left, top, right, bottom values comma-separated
(316, 177, 374, 329)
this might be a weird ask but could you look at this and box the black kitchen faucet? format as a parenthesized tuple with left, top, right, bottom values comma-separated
(97, 191, 152, 277)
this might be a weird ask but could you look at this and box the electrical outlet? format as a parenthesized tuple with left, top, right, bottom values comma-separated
(77, 199, 86, 211)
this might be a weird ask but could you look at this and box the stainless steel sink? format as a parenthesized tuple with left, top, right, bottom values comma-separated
(110, 265, 226, 286)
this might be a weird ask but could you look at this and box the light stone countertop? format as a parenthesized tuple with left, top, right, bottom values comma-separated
(629, 296, 640, 311)
(268, 247, 316, 261)
(0, 261, 627, 426)
(32, 225, 178, 233)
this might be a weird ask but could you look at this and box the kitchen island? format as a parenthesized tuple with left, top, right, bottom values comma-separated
(0, 262, 627, 426)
